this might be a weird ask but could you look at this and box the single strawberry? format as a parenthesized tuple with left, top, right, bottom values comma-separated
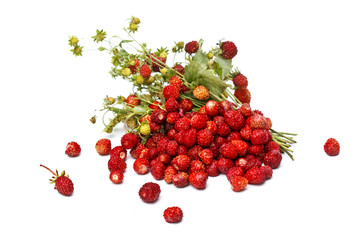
(239, 103, 253, 117)
(179, 99, 193, 112)
(173, 172, 189, 188)
(163, 85, 180, 100)
(163, 206, 183, 223)
(110, 146, 127, 160)
(174, 117, 191, 132)
(165, 98, 180, 112)
(221, 41, 238, 59)
(199, 149, 214, 165)
(232, 73, 248, 88)
(244, 166, 266, 184)
(65, 141, 81, 157)
(171, 155, 191, 171)
(164, 166, 177, 184)
(189, 160, 206, 174)
(183, 128, 197, 147)
(166, 140, 179, 156)
(151, 109, 168, 124)
(228, 131, 242, 142)
(187, 145, 203, 161)
(121, 133, 139, 149)
(140, 64, 151, 78)
(109, 170, 124, 184)
(226, 166, 244, 181)
(126, 94, 141, 107)
(234, 88, 251, 104)
(173, 64, 185, 75)
(131, 143, 146, 159)
(193, 85, 210, 100)
(218, 100, 236, 116)
(224, 109, 245, 131)
(240, 125, 252, 141)
(247, 144, 265, 156)
(95, 138, 111, 155)
(185, 41, 199, 54)
(189, 171, 208, 189)
(220, 142, 238, 159)
(213, 115, 225, 126)
(260, 165, 273, 179)
(206, 160, 220, 177)
(197, 129, 214, 147)
(157, 153, 171, 165)
(217, 123, 231, 137)
(40, 164, 74, 196)
(128, 58, 140, 74)
(324, 138, 340, 156)
(168, 75, 182, 88)
(108, 156, 127, 172)
(177, 145, 188, 155)
(150, 161, 166, 180)
(205, 100, 219, 116)
(235, 155, 262, 173)
(230, 176, 248, 192)
(217, 157, 235, 174)
(214, 136, 228, 148)
(263, 149, 282, 169)
(133, 158, 150, 175)
(251, 129, 270, 145)
(138, 182, 161, 203)
(265, 141, 281, 153)
(250, 114, 267, 129)
(231, 140, 249, 157)
(156, 137, 170, 154)
(191, 113, 208, 130)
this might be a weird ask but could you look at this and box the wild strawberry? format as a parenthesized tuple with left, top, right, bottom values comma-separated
(206, 160, 220, 177)
(177, 145, 188, 155)
(140, 64, 151, 78)
(133, 158, 150, 175)
(228, 131, 242, 142)
(108, 156, 127, 172)
(110, 146, 127, 160)
(265, 117, 272, 130)
(40, 165, 74, 196)
(173, 64, 185, 75)
(138, 182, 161, 203)
(220, 142, 238, 159)
(148, 53, 166, 72)
(109, 170, 124, 184)
(158, 153, 171, 165)
(214, 136, 228, 148)
(148, 147, 158, 160)
(188, 145, 203, 161)
(226, 166, 244, 181)
(217, 123, 231, 137)
(197, 129, 214, 147)
(169, 75, 182, 88)
(239, 103, 253, 117)
(167, 129, 177, 140)
(205, 100, 219, 116)
(173, 172, 189, 187)
(234, 88, 251, 104)
(251, 129, 270, 145)
(166, 140, 179, 156)
(189, 160, 206, 174)
(149, 121, 162, 133)
(151, 109, 167, 124)
(217, 157, 235, 173)
(193, 85, 210, 100)
(235, 155, 262, 173)
(163, 84, 180, 100)
(189, 171, 208, 189)
(148, 101, 162, 110)
(95, 138, 111, 155)
(171, 155, 191, 171)
(240, 125, 252, 141)
(121, 133, 139, 149)
(164, 166, 177, 184)
(231, 140, 248, 157)
(150, 161, 166, 180)
(163, 206, 183, 223)
(324, 138, 340, 156)
(205, 121, 217, 135)
(128, 58, 140, 74)
(230, 176, 248, 192)
(250, 114, 267, 129)
(265, 141, 281, 153)
(213, 115, 225, 126)
(260, 165, 273, 179)
(126, 94, 141, 107)
(165, 98, 180, 112)
(65, 141, 81, 157)
(248, 144, 265, 156)
(156, 137, 170, 154)
(244, 167, 266, 184)
(224, 109, 245, 131)
(233, 73, 248, 88)
(179, 99, 193, 112)
(208, 142, 220, 159)
(174, 117, 191, 132)
(191, 113, 208, 130)
(200, 149, 214, 165)
(263, 149, 282, 169)
(185, 41, 199, 54)
(221, 41, 238, 59)
(218, 100, 236, 116)
(183, 128, 197, 147)
(139, 148, 150, 160)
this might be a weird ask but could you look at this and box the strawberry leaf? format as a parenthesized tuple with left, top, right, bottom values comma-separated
(214, 55, 232, 80)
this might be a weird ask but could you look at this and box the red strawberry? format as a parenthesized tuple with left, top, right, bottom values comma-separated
(260, 165, 273, 179)
(248, 144, 265, 156)
(185, 41, 199, 54)
(226, 166, 244, 181)
(234, 88, 251, 104)
(138, 182, 161, 203)
(163, 85, 180, 100)
(244, 167, 266, 184)
(168, 75, 182, 88)
(197, 129, 214, 147)
(217, 157, 235, 174)
(183, 128, 197, 147)
(121, 133, 139, 149)
(95, 138, 111, 155)
(263, 150, 282, 169)
(179, 99, 193, 112)
(40, 164, 74, 196)
(233, 73, 248, 88)
(217, 123, 231, 137)
(166, 140, 179, 156)
(193, 85, 210, 100)
(240, 125, 252, 141)
(128, 58, 140, 74)
(250, 114, 267, 129)
(191, 113, 208, 130)
(206, 121, 218, 135)
(199, 149, 214, 165)
(231, 140, 249, 157)
(218, 100, 236, 116)
(109, 170, 124, 184)
(133, 158, 150, 174)
(126, 94, 141, 107)
(265, 141, 281, 153)
(228, 131, 242, 142)
(206, 160, 220, 177)
(150, 161, 166, 180)
(189, 171, 208, 189)
(235, 155, 262, 173)
(148, 101, 162, 110)
(324, 138, 340, 156)
(173, 172, 189, 187)
(224, 109, 245, 131)
(108, 156, 127, 172)
(163, 206, 183, 223)
(173, 64, 185, 75)
(189, 160, 206, 174)
(164, 166, 177, 184)
(220, 142, 238, 159)
(251, 129, 270, 145)
(205, 100, 219, 116)
(148, 53, 166, 72)
(230, 176, 248, 192)
(151, 109, 168, 124)
(165, 98, 180, 112)
(171, 155, 191, 171)
(140, 64, 151, 78)
(110, 146, 127, 160)
(65, 141, 81, 157)
(177, 145, 188, 155)
(187, 145, 203, 161)
(156, 137, 170, 154)
(174, 117, 191, 132)
(239, 103, 253, 117)
(221, 41, 238, 59)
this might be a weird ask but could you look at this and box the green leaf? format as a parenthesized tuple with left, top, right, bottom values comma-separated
(98, 46, 107, 51)
(119, 40, 134, 48)
(214, 55, 233, 80)
(197, 69, 230, 97)
(184, 61, 207, 83)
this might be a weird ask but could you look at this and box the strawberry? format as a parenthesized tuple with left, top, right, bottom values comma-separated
(168, 75, 182, 88)
(265, 141, 281, 153)
(189, 160, 206, 174)
(148, 101, 162, 110)
(171, 155, 191, 171)
(163, 206, 183, 223)
(138, 182, 161, 203)
(183, 128, 197, 147)
(166, 140, 179, 156)
(221, 41, 238, 59)
(189, 171, 208, 189)
(148, 53, 166, 72)
(239, 103, 253, 117)
(173, 64, 185, 75)
(251, 129, 270, 145)
(199, 149, 214, 165)
(230, 176, 248, 192)
(108, 156, 127, 172)
(177, 145, 188, 155)
(165, 98, 180, 112)
(240, 125, 252, 141)
(157, 153, 171, 165)
(231, 140, 249, 157)
(128, 58, 140, 74)
(164, 166, 177, 184)
(220, 142, 238, 159)
(226, 166, 244, 181)
(217, 157, 235, 174)
(179, 99, 193, 112)
(65, 141, 81, 157)
(263, 149, 282, 169)
(250, 114, 267, 129)
(121, 133, 139, 149)
(217, 123, 231, 137)
(224, 109, 245, 131)
(248, 144, 265, 156)
(234, 88, 251, 104)
(156, 137, 170, 154)
(191, 113, 208, 130)
(133, 158, 150, 174)
(166, 112, 180, 124)
(95, 138, 111, 155)
(163, 84, 180, 100)
(109, 170, 124, 184)
(174, 117, 191, 132)
(187, 145, 203, 161)
(197, 128, 214, 147)
(126, 94, 141, 107)
(151, 109, 168, 124)
(110, 146, 127, 160)
(193, 85, 210, 100)
(228, 131, 242, 142)
(235, 155, 262, 173)
(232, 73, 248, 88)
(244, 166, 266, 184)
(260, 165, 273, 179)
(324, 138, 340, 156)
(150, 161, 166, 180)
(40, 164, 74, 196)
(206, 160, 220, 177)
(173, 172, 189, 187)
(185, 41, 199, 54)
(206, 121, 218, 135)
(218, 100, 236, 116)
(140, 64, 151, 78)
(205, 100, 219, 116)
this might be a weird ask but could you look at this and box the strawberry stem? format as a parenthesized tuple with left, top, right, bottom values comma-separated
(40, 164, 57, 176)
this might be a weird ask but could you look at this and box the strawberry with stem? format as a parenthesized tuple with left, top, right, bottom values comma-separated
(40, 164, 74, 196)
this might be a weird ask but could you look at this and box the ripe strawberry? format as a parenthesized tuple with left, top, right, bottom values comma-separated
(138, 182, 161, 203)
(200, 149, 214, 165)
(148, 53, 166, 72)
(168, 75, 182, 88)
(239, 103, 253, 117)
(232, 73, 248, 88)
(205, 100, 219, 116)
(65, 141, 81, 157)
(121, 133, 139, 149)
(126, 94, 141, 107)
(157, 153, 171, 165)
(265, 141, 281, 153)
(150, 161, 166, 180)
(108, 156, 127, 172)
(231, 140, 248, 157)
(151, 109, 168, 124)
(177, 145, 188, 155)
(226, 166, 245, 181)
(235, 155, 262, 173)
(165, 98, 180, 112)
(189, 171, 208, 189)
(109, 170, 124, 184)
(110, 146, 127, 160)
(189, 160, 206, 174)
(133, 158, 150, 174)
(171, 155, 191, 171)
(230, 176, 248, 192)
(188, 145, 203, 161)
(260, 165, 273, 179)
(218, 100, 236, 116)
(191, 113, 208, 130)
(206, 121, 218, 135)
(166, 140, 179, 156)
(217, 157, 235, 174)
(148, 101, 162, 110)
(173, 64, 185, 75)
(197, 129, 214, 147)
(251, 129, 270, 145)
(263, 149, 282, 169)
(164, 166, 177, 184)
(248, 144, 265, 156)
(193, 85, 210, 100)
(234, 88, 251, 104)
(179, 99, 193, 112)
(244, 167, 266, 184)
(214, 136, 228, 147)
(220, 142, 238, 159)
(183, 128, 197, 147)
(163, 85, 180, 100)
(131, 143, 146, 159)
(149, 121, 162, 133)
(324, 138, 340, 156)
(206, 160, 220, 177)
(95, 138, 111, 155)
(265, 117, 272, 130)
(221, 41, 238, 59)
(217, 123, 231, 137)
(140, 64, 151, 78)
(240, 125, 252, 141)
(173, 172, 189, 187)
(156, 137, 170, 154)
(250, 114, 267, 129)
(163, 206, 183, 223)
(185, 41, 199, 54)
(40, 164, 74, 196)
(128, 58, 140, 74)
(224, 109, 245, 131)
(213, 115, 225, 126)
(174, 117, 191, 132)
(228, 131, 242, 141)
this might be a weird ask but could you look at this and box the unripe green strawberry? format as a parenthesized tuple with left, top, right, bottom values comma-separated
(140, 124, 151, 136)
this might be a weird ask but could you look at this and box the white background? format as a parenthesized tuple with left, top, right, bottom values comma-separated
(1, 0, 360, 239)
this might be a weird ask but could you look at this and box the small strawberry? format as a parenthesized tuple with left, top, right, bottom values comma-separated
(171, 155, 191, 171)
(133, 158, 150, 174)
(163, 206, 183, 223)
(220, 142, 238, 159)
(197, 129, 214, 147)
(230, 176, 248, 192)
(109, 170, 124, 184)
(191, 113, 208, 130)
(193, 85, 210, 100)
(265, 141, 281, 153)
(217, 123, 231, 137)
(224, 109, 245, 131)
(187, 145, 203, 161)
(173, 64, 185, 75)
(185, 41, 199, 54)
(164, 165, 177, 184)
(189, 160, 206, 174)
(244, 167, 266, 184)
(247, 144, 265, 156)
(165, 98, 180, 112)
(173, 172, 189, 188)
(324, 138, 340, 156)
(221, 41, 238, 59)
(128, 58, 140, 74)
(151, 109, 168, 124)
(126, 94, 141, 107)
(263, 149, 282, 169)
(199, 149, 214, 165)
(250, 114, 267, 129)
(156, 137, 170, 154)
(179, 99, 193, 112)
(226, 167, 245, 181)
(148, 101, 162, 110)
(205, 100, 219, 116)
(168, 75, 182, 88)
(228, 131, 242, 141)
(174, 117, 191, 132)
(234, 88, 251, 104)
(206, 121, 218, 135)
(110, 146, 127, 160)
(240, 125, 252, 141)
(108, 156, 127, 172)
(251, 129, 270, 145)
(260, 165, 273, 179)
(218, 100, 236, 116)
(235, 155, 262, 173)
(150, 161, 166, 180)
(40, 164, 74, 196)
(232, 73, 248, 88)
(239, 103, 253, 117)
(217, 157, 235, 174)
(65, 141, 81, 157)
(95, 138, 111, 155)
(163, 85, 180, 100)
(166, 140, 179, 156)
(121, 133, 139, 149)
(140, 64, 151, 78)
(183, 128, 197, 147)
(166, 112, 180, 124)
(206, 160, 220, 177)
(138, 182, 161, 203)
(189, 171, 208, 189)
(231, 140, 249, 157)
